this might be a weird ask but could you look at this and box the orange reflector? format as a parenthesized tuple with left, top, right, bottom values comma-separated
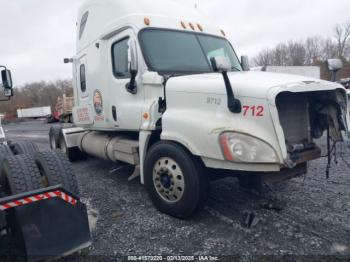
(144, 17, 150, 26)
(143, 113, 149, 120)
(220, 133, 234, 161)
(189, 23, 195, 30)
(197, 24, 203, 31)
(181, 21, 187, 29)
(221, 29, 226, 36)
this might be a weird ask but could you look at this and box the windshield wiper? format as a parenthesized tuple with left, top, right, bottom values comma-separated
(231, 66, 241, 72)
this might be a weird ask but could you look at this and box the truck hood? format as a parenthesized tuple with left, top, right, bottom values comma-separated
(166, 71, 344, 100)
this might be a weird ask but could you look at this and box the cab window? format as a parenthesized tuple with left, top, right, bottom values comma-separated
(79, 11, 89, 40)
(112, 38, 130, 79)
(80, 64, 86, 92)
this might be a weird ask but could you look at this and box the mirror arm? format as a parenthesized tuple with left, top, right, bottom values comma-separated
(222, 71, 241, 114)
(331, 69, 339, 82)
(126, 70, 138, 95)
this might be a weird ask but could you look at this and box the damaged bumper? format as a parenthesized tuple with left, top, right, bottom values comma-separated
(268, 81, 349, 167)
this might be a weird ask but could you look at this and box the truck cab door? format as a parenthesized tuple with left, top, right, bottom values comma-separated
(75, 56, 89, 105)
(72, 55, 95, 126)
(107, 29, 144, 130)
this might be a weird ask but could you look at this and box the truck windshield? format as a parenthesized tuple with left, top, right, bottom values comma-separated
(139, 29, 242, 74)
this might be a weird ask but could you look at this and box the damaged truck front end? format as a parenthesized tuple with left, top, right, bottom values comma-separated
(271, 82, 349, 173)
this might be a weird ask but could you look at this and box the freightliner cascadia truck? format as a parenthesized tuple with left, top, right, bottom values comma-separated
(50, 0, 350, 218)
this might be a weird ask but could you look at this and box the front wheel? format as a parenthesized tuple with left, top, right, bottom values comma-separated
(144, 141, 209, 218)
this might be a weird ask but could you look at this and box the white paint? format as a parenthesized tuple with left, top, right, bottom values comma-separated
(67, 0, 349, 176)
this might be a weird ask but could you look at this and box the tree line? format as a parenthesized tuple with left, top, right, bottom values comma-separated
(0, 79, 73, 118)
(253, 21, 350, 67)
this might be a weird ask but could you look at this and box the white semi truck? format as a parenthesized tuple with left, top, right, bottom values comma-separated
(51, 0, 350, 218)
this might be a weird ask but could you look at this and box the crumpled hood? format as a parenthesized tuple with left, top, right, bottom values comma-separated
(166, 71, 344, 99)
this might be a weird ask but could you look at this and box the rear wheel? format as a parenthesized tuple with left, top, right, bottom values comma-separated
(68, 114, 73, 124)
(49, 126, 61, 150)
(0, 155, 45, 255)
(11, 141, 39, 155)
(0, 145, 13, 231)
(0, 144, 13, 189)
(59, 132, 85, 162)
(144, 141, 209, 218)
(1, 154, 45, 195)
(34, 150, 79, 195)
(63, 115, 70, 124)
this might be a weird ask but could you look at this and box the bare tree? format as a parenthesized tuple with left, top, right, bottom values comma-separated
(273, 43, 289, 66)
(287, 41, 306, 66)
(0, 79, 73, 117)
(254, 48, 274, 67)
(334, 22, 350, 59)
(320, 37, 338, 61)
(305, 37, 322, 65)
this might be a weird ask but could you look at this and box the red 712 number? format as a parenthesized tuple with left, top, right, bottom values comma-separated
(243, 106, 264, 117)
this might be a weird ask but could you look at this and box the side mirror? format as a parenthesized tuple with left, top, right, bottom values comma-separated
(241, 55, 250, 71)
(327, 59, 343, 71)
(327, 59, 343, 82)
(210, 57, 241, 114)
(1, 69, 13, 89)
(4, 89, 13, 98)
(210, 56, 231, 72)
(126, 40, 138, 94)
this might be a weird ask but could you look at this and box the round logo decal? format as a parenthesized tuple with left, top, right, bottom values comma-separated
(93, 90, 103, 115)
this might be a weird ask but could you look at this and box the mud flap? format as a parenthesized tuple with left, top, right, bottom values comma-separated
(0, 186, 91, 261)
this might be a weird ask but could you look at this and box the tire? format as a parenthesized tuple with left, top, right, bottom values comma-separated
(1, 154, 44, 195)
(47, 115, 54, 124)
(63, 115, 70, 124)
(144, 141, 209, 219)
(58, 132, 85, 162)
(11, 141, 39, 155)
(49, 126, 61, 150)
(0, 155, 45, 255)
(68, 114, 73, 124)
(34, 150, 79, 196)
(0, 144, 13, 187)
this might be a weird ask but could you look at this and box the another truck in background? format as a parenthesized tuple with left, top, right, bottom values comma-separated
(17, 106, 51, 119)
(48, 94, 74, 123)
(56, 94, 74, 123)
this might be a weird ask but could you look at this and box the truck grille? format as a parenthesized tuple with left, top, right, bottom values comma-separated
(276, 92, 310, 145)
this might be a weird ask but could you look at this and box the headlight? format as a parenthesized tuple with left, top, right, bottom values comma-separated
(220, 132, 278, 163)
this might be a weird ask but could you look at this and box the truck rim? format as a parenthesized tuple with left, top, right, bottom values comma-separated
(153, 157, 185, 203)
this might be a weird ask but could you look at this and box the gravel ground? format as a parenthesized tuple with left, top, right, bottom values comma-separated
(3, 120, 350, 260)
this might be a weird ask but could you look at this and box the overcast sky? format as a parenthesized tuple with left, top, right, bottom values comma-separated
(0, 0, 349, 86)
